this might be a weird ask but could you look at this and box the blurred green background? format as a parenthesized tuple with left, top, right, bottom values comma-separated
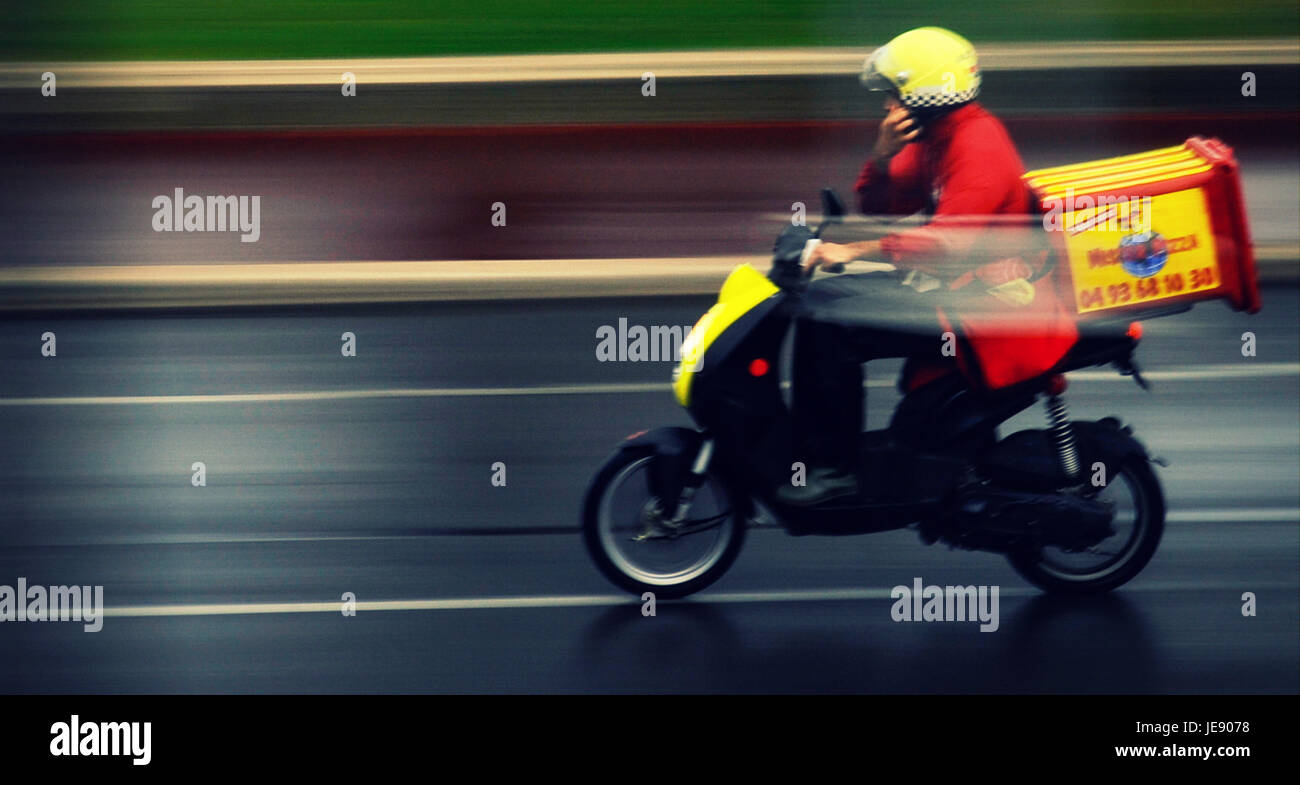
(7, 0, 1298, 60)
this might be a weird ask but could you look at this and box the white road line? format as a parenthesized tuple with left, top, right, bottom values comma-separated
(1, 363, 1295, 407)
(1168, 509, 1299, 523)
(75, 532, 582, 545)
(101, 579, 1300, 618)
(106, 595, 632, 617)
(0, 382, 666, 406)
(1073, 364, 1300, 383)
(41, 509, 1299, 546)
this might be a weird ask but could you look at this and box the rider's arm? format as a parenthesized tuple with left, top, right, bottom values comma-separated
(854, 143, 928, 216)
(877, 123, 1020, 278)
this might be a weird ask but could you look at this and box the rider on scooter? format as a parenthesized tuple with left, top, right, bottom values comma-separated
(778, 26, 1077, 506)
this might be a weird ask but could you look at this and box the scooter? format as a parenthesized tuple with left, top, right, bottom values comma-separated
(582, 189, 1165, 598)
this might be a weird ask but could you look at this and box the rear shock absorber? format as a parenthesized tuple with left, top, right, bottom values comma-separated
(1044, 375, 1080, 480)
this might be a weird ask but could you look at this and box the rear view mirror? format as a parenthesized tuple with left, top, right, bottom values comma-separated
(820, 187, 846, 223)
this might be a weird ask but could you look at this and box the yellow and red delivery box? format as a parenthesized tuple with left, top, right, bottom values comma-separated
(1024, 137, 1260, 320)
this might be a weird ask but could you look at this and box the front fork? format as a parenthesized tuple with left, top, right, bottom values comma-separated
(635, 438, 715, 541)
(669, 438, 715, 523)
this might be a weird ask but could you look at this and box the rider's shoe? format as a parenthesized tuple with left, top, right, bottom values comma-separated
(774, 466, 859, 507)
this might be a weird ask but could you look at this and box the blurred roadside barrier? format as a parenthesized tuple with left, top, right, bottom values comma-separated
(1, 245, 1294, 312)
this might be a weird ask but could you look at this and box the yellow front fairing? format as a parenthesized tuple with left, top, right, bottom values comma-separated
(672, 264, 780, 406)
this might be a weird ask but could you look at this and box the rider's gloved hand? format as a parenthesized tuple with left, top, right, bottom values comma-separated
(872, 101, 921, 163)
(802, 240, 884, 275)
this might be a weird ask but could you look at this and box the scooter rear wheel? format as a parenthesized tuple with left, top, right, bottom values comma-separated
(582, 448, 745, 599)
(1007, 456, 1165, 594)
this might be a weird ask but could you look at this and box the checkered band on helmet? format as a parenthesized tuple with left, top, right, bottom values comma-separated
(902, 82, 980, 109)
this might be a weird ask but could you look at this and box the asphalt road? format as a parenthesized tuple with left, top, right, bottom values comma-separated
(0, 285, 1296, 692)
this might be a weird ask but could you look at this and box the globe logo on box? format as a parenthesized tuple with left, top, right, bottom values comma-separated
(1119, 231, 1169, 279)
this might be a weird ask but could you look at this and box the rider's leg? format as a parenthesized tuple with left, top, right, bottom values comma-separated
(791, 315, 867, 469)
(782, 276, 947, 506)
(783, 277, 886, 505)
(790, 275, 878, 469)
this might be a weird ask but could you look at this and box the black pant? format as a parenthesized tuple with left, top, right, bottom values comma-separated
(791, 272, 948, 468)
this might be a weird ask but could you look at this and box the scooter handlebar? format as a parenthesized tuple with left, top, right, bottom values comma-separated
(799, 239, 847, 276)
(800, 238, 895, 278)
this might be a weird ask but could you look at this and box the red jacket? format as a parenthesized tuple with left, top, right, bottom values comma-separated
(854, 102, 1077, 389)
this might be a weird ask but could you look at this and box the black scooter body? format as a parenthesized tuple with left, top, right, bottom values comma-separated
(641, 245, 1145, 544)
(588, 194, 1170, 596)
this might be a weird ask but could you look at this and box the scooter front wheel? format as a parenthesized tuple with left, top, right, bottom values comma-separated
(582, 448, 745, 599)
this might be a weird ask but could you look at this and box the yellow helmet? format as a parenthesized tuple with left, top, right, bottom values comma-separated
(860, 26, 980, 110)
